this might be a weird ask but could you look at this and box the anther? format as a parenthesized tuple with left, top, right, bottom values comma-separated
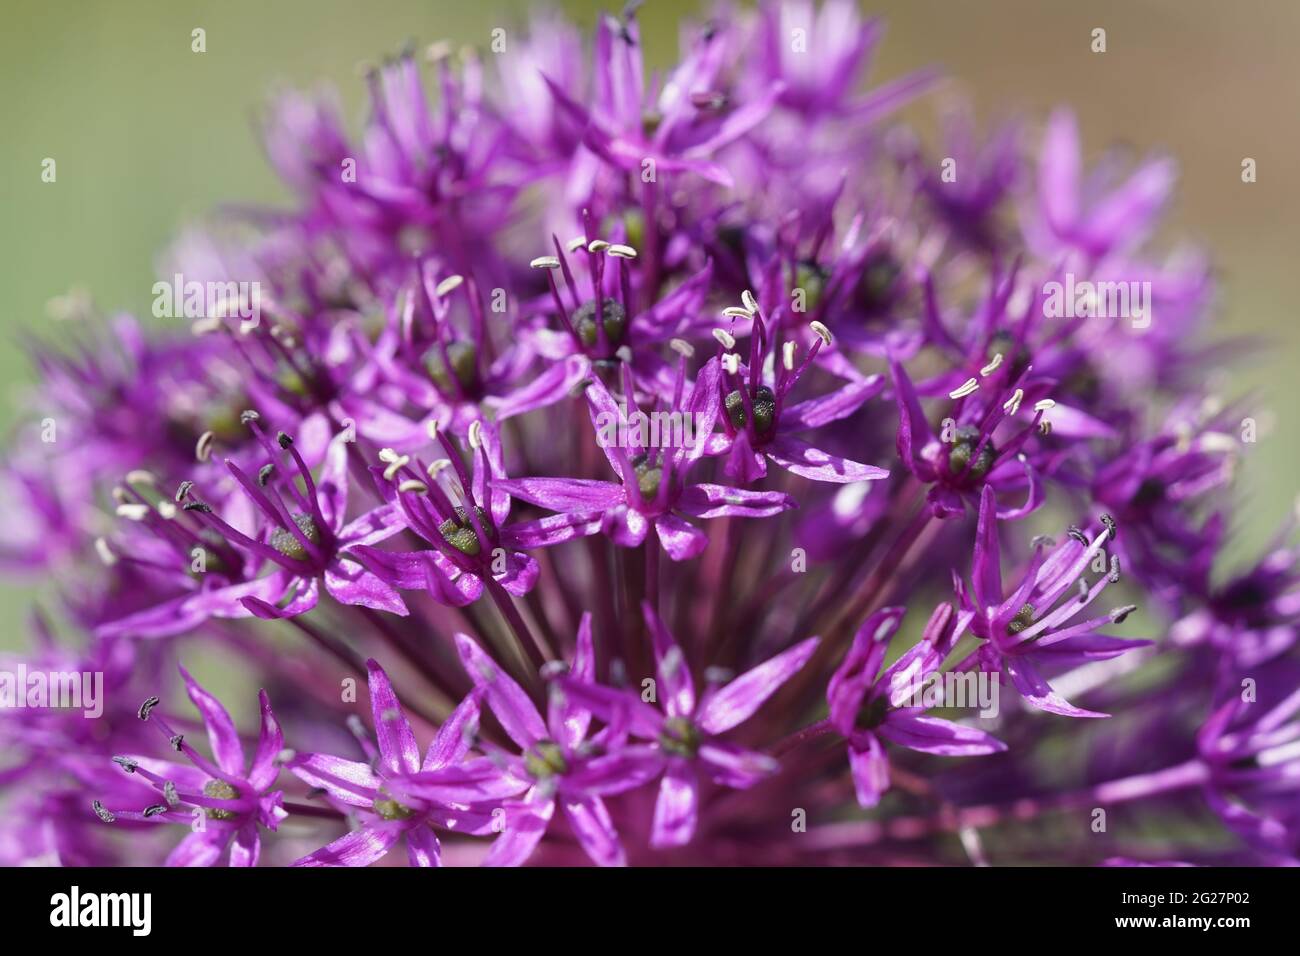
(1110, 604, 1137, 624)
(126, 469, 158, 487)
(712, 328, 737, 350)
(112, 756, 138, 774)
(587, 239, 610, 253)
(1033, 399, 1056, 412)
(741, 290, 759, 314)
(1003, 388, 1024, 415)
(722, 306, 753, 319)
(566, 235, 587, 252)
(669, 338, 694, 358)
(1108, 554, 1121, 583)
(142, 804, 168, 818)
(783, 341, 797, 370)
(258, 463, 276, 487)
(980, 353, 1004, 376)
(1066, 526, 1088, 545)
(163, 781, 179, 807)
(276, 431, 294, 449)
(138, 696, 160, 721)
(92, 800, 116, 824)
(398, 479, 428, 494)
(809, 321, 833, 346)
(195, 431, 215, 462)
(435, 275, 464, 296)
(114, 503, 150, 522)
(94, 538, 117, 567)
(169, 734, 184, 751)
(240, 410, 260, 424)
(468, 420, 483, 449)
(383, 455, 411, 481)
(949, 378, 979, 400)
(1100, 514, 1118, 539)
(529, 256, 561, 270)
(175, 480, 194, 503)
(607, 244, 637, 259)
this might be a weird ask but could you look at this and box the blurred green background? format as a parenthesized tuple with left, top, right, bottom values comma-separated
(2, 0, 1296, 640)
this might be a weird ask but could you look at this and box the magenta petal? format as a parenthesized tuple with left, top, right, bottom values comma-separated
(405, 825, 442, 867)
(366, 659, 421, 774)
(496, 552, 539, 596)
(483, 789, 555, 867)
(879, 712, 1007, 756)
(423, 690, 481, 771)
(494, 477, 626, 512)
(247, 690, 283, 792)
(565, 745, 665, 796)
(848, 732, 890, 809)
(242, 576, 321, 620)
(337, 503, 407, 548)
(555, 680, 664, 740)
(178, 664, 246, 777)
(293, 822, 403, 867)
(654, 513, 708, 561)
(286, 753, 380, 807)
(700, 741, 779, 788)
(548, 614, 595, 749)
(1006, 656, 1108, 718)
(697, 636, 819, 734)
(765, 434, 889, 484)
(782, 376, 883, 431)
(562, 794, 625, 867)
(324, 561, 409, 615)
(972, 485, 1003, 609)
(454, 633, 547, 748)
(643, 601, 695, 718)
(650, 760, 699, 848)
(676, 483, 795, 518)
(166, 828, 229, 868)
(501, 512, 603, 549)
(494, 354, 589, 422)
(228, 823, 260, 868)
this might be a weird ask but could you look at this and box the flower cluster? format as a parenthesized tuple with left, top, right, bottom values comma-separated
(1, 2, 1295, 867)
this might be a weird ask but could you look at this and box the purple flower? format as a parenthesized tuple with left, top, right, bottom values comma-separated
(98, 666, 286, 867)
(707, 301, 889, 485)
(562, 602, 818, 847)
(396, 624, 660, 866)
(498, 361, 795, 561)
(287, 660, 511, 867)
(953, 486, 1150, 718)
(827, 603, 1005, 808)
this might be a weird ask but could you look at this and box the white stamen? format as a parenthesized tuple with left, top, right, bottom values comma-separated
(468, 420, 483, 450)
(529, 256, 560, 270)
(586, 239, 610, 253)
(669, 338, 695, 358)
(740, 290, 759, 314)
(607, 243, 638, 259)
(114, 503, 151, 521)
(712, 328, 737, 350)
(157, 501, 178, 520)
(809, 321, 833, 346)
(1033, 399, 1056, 412)
(427, 459, 452, 478)
(397, 479, 429, 494)
(949, 378, 979, 400)
(426, 420, 441, 442)
(1038, 420, 1053, 436)
(195, 431, 215, 463)
(435, 275, 464, 297)
(382, 455, 411, 481)
(126, 469, 158, 487)
(722, 306, 754, 319)
(721, 353, 740, 375)
(1002, 389, 1024, 415)
(614, 346, 633, 363)
(94, 537, 117, 566)
(377, 447, 401, 464)
(566, 235, 588, 252)
(980, 353, 1004, 376)
(783, 341, 797, 371)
